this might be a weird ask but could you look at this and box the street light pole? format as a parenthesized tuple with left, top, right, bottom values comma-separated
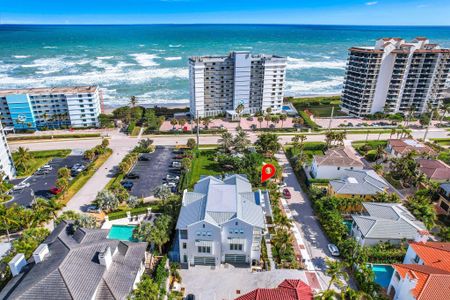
(196, 110, 200, 151)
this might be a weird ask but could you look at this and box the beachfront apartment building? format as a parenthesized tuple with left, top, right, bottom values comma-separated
(189, 51, 287, 118)
(0, 86, 102, 130)
(176, 175, 270, 267)
(0, 121, 16, 179)
(341, 37, 450, 117)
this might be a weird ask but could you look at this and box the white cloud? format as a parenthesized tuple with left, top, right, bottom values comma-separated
(366, 1, 378, 5)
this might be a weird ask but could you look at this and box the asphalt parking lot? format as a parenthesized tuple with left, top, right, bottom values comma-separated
(7, 155, 85, 207)
(128, 146, 174, 198)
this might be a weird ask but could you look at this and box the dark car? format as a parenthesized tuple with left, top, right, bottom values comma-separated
(283, 188, 291, 199)
(186, 295, 195, 300)
(125, 173, 140, 179)
(138, 156, 150, 161)
(246, 117, 254, 121)
(50, 187, 62, 195)
(121, 181, 134, 190)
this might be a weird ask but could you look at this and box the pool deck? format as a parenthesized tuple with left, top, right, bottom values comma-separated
(101, 213, 155, 229)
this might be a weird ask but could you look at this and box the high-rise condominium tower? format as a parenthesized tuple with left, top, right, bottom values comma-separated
(0, 122, 16, 179)
(189, 51, 287, 118)
(341, 37, 450, 117)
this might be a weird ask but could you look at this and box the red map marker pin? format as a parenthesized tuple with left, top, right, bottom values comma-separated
(261, 163, 276, 183)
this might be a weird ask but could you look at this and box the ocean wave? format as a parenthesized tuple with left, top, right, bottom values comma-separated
(13, 55, 30, 59)
(287, 57, 346, 70)
(22, 57, 92, 74)
(97, 56, 114, 60)
(129, 53, 160, 67)
(284, 76, 344, 95)
(169, 44, 182, 48)
(43, 46, 58, 49)
(164, 56, 182, 61)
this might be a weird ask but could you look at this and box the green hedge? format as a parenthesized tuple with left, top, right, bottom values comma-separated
(145, 129, 226, 135)
(107, 203, 161, 221)
(298, 111, 320, 130)
(7, 133, 101, 141)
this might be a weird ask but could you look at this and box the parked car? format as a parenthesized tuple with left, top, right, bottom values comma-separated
(163, 182, 177, 188)
(125, 173, 140, 179)
(172, 161, 182, 168)
(121, 181, 134, 190)
(86, 205, 101, 213)
(138, 156, 150, 161)
(35, 169, 49, 176)
(42, 164, 53, 170)
(185, 294, 195, 300)
(166, 174, 180, 181)
(50, 187, 62, 195)
(282, 188, 291, 199)
(13, 182, 30, 191)
(246, 117, 254, 121)
(327, 244, 340, 256)
(279, 182, 287, 188)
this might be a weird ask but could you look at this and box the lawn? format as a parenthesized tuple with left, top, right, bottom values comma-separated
(284, 142, 326, 164)
(7, 133, 101, 142)
(286, 96, 347, 117)
(188, 150, 222, 187)
(12, 149, 71, 178)
(130, 126, 142, 137)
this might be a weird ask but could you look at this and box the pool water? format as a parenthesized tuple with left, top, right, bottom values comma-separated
(107, 225, 137, 242)
(370, 264, 394, 288)
(343, 220, 353, 233)
(282, 105, 291, 111)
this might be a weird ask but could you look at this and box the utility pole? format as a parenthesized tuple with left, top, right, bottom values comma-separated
(328, 106, 334, 131)
(423, 109, 434, 141)
(196, 110, 200, 151)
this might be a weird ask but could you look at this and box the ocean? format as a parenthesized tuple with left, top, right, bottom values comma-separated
(0, 24, 449, 108)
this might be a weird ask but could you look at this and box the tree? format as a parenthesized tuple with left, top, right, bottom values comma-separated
(55, 210, 81, 225)
(130, 274, 160, 300)
(127, 195, 140, 208)
(139, 138, 154, 151)
(178, 118, 187, 129)
(235, 103, 245, 127)
(186, 138, 196, 149)
(84, 149, 95, 161)
(0, 204, 21, 242)
(13, 147, 32, 173)
(279, 114, 287, 128)
(202, 117, 211, 129)
(101, 138, 110, 149)
(257, 116, 264, 128)
(271, 115, 280, 128)
(181, 157, 192, 171)
(133, 215, 172, 254)
(218, 131, 233, 153)
(234, 130, 250, 153)
(75, 213, 97, 229)
(169, 262, 181, 288)
(264, 114, 272, 128)
(153, 185, 172, 202)
(274, 214, 293, 231)
(58, 167, 71, 179)
(56, 177, 69, 196)
(255, 133, 280, 155)
(325, 259, 348, 291)
(419, 114, 431, 127)
(373, 191, 400, 203)
(406, 194, 436, 230)
(11, 227, 50, 258)
(94, 190, 119, 212)
(390, 128, 396, 139)
(170, 118, 178, 129)
(130, 95, 138, 108)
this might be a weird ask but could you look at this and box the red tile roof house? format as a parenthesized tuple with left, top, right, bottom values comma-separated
(416, 159, 450, 182)
(235, 279, 313, 300)
(387, 241, 450, 300)
(386, 139, 437, 158)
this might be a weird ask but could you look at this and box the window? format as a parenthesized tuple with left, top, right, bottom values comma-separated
(230, 244, 243, 251)
(183, 255, 187, 263)
(197, 246, 211, 253)
(394, 271, 401, 281)
(413, 255, 420, 263)
(182, 243, 187, 249)
(337, 167, 341, 170)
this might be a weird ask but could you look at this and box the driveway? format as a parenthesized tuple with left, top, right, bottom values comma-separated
(7, 155, 85, 208)
(128, 146, 174, 198)
(180, 266, 315, 300)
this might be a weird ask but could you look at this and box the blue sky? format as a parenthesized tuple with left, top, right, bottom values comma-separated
(0, 0, 449, 25)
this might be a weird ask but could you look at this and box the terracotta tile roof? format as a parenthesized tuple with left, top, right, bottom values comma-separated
(409, 242, 450, 272)
(314, 147, 364, 167)
(417, 159, 450, 181)
(393, 264, 450, 300)
(388, 139, 437, 156)
(235, 279, 313, 300)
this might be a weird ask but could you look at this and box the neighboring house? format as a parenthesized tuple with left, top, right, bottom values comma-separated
(386, 139, 436, 157)
(437, 183, 450, 215)
(0, 221, 148, 300)
(235, 279, 313, 300)
(387, 242, 450, 300)
(351, 202, 428, 246)
(417, 159, 450, 182)
(328, 169, 389, 199)
(176, 174, 268, 267)
(310, 147, 364, 179)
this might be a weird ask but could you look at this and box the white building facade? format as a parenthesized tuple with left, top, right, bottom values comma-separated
(0, 86, 102, 130)
(341, 37, 450, 117)
(189, 51, 287, 118)
(176, 175, 268, 267)
(0, 122, 16, 179)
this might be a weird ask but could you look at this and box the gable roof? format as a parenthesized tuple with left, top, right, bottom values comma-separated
(417, 159, 450, 181)
(351, 203, 426, 240)
(0, 221, 147, 300)
(393, 264, 450, 300)
(388, 139, 436, 156)
(235, 279, 313, 300)
(314, 147, 363, 167)
(176, 175, 265, 230)
(329, 169, 389, 195)
(409, 242, 450, 272)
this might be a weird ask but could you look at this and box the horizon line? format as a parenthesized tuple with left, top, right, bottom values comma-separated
(1, 23, 450, 27)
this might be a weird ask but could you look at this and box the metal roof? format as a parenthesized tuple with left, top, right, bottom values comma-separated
(329, 169, 389, 195)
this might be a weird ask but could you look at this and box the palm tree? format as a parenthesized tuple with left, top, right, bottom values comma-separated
(130, 95, 138, 108)
(178, 118, 187, 130)
(325, 259, 348, 291)
(235, 104, 245, 127)
(0, 204, 20, 242)
(271, 115, 280, 128)
(389, 128, 396, 139)
(257, 116, 264, 129)
(169, 262, 181, 288)
(170, 118, 178, 130)
(42, 112, 48, 128)
(279, 114, 287, 128)
(234, 130, 250, 152)
(218, 131, 233, 153)
(14, 147, 32, 173)
(274, 214, 293, 230)
(202, 117, 211, 129)
(264, 114, 272, 128)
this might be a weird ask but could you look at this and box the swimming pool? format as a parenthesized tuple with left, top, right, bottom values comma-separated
(370, 264, 394, 289)
(107, 225, 137, 242)
(282, 105, 291, 111)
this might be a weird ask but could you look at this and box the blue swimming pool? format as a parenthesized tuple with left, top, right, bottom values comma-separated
(282, 105, 291, 111)
(370, 264, 394, 288)
(107, 225, 137, 242)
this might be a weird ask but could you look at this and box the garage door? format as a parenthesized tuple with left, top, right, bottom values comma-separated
(224, 254, 247, 264)
(193, 257, 215, 266)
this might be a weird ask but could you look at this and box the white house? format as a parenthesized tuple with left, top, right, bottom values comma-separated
(387, 241, 450, 300)
(351, 202, 427, 246)
(310, 147, 364, 179)
(175, 175, 269, 267)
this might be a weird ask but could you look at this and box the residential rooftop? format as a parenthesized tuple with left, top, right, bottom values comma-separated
(387, 139, 437, 156)
(314, 146, 364, 167)
(329, 169, 389, 196)
(417, 159, 450, 181)
(189, 51, 286, 63)
(0, 86, 98, 96)
(235, 279, 313, 300)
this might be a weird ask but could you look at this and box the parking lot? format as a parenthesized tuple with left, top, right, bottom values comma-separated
(7, 155, 85, 207)
(126, 146, 175, 198)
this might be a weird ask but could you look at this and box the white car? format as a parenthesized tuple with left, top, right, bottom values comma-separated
(42, 164, 53, 170)
(279, 182, 287, 188)
(166, 174, 180, 181)
(13, 182, 30, 191)
(328, 244, 340, 256)
(163, 182, 177, 188)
